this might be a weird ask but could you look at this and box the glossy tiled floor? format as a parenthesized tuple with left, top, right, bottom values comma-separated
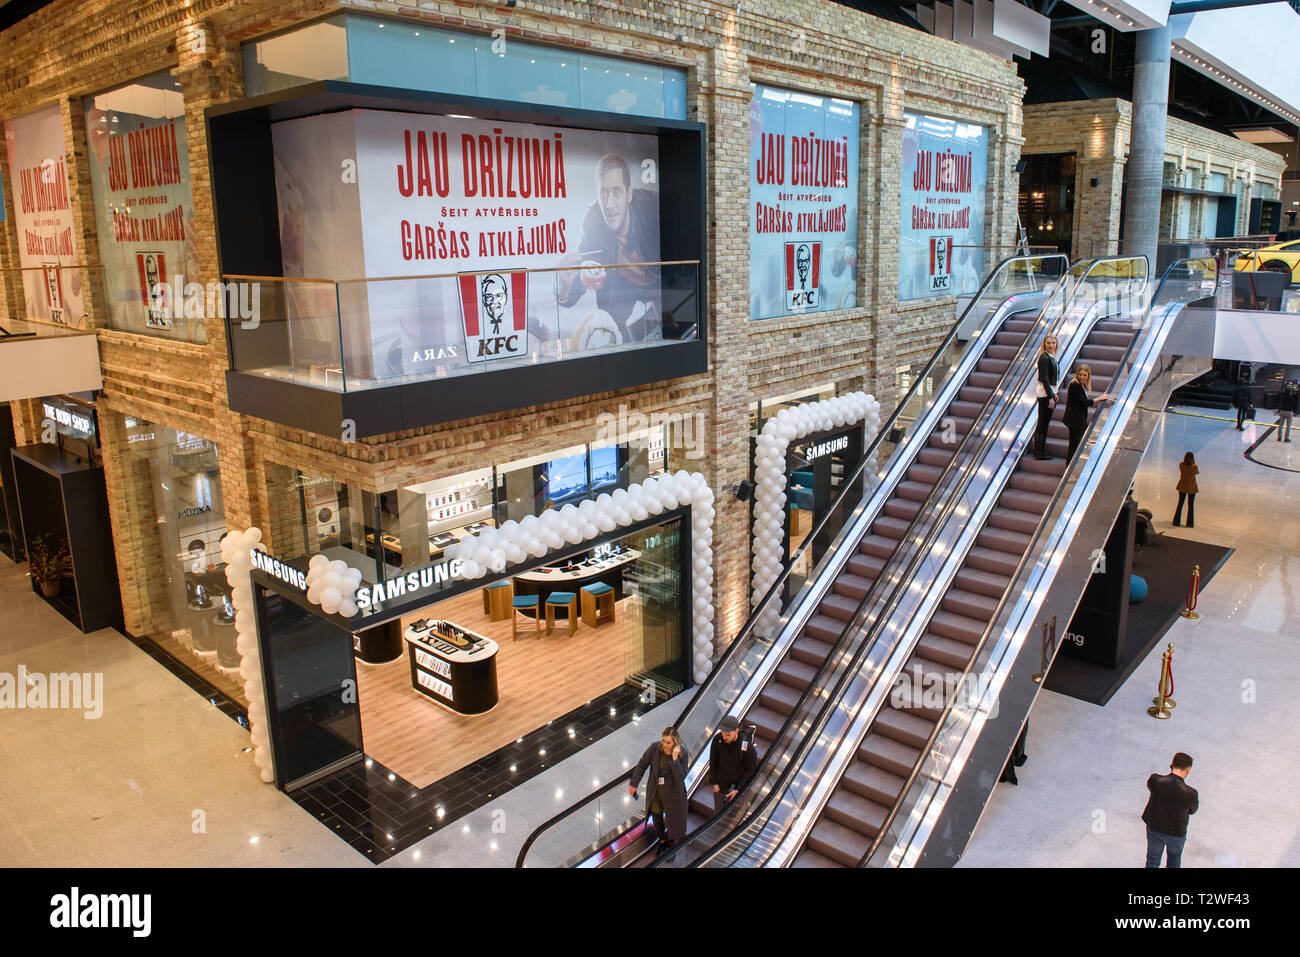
(960, 408, 1300, 868)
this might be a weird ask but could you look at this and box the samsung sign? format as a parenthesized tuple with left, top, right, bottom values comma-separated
(798, 434, 849, 462)
(356, 559, 464, 611)
(249, 549, 308, 591)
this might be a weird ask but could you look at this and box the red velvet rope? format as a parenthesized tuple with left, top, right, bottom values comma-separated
(1163, 654, 1174, 699)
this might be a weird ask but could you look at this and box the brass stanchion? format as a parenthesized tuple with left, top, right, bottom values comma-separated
(1179, 564, 1201, 620)
(1032, 620, 1051, 683)
(1147, 644, 1175, 719)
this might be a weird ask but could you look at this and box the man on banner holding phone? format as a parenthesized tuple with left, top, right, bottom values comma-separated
(557, 152, 662, 345)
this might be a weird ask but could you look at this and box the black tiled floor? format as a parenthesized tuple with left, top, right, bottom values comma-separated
(291, 683, 659, 863)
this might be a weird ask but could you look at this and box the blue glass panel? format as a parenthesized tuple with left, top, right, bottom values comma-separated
(346, 17, 476, 96)
(474, 37, 579, 108)
(578, 52, 665, 117)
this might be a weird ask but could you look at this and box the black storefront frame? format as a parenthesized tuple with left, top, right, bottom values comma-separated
(207, 80, 709, 438)
(250, 504, 694, 791)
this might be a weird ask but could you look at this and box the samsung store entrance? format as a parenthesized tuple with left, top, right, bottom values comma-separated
(251, 509, 690, 803)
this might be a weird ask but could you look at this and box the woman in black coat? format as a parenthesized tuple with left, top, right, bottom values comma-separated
(1033, 334, 1060, 460)
(1063, 364, 1112, 460)
(629, 727, 691, 850)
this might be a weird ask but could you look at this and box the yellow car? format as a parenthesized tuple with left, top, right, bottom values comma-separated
(1234, 239, 1300, 282)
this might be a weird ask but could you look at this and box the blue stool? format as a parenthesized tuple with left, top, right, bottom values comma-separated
(512, 594, 541, 640)
(581, 582, 616, 628)
(545, 591, 579, 637)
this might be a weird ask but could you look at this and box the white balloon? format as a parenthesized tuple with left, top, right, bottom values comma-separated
(320, 586, 342, 607)
(309, 553, 329, 569)
(246, 527, 263, 545)
(460, 559, 482, 579)
(339, 598, 359, 618)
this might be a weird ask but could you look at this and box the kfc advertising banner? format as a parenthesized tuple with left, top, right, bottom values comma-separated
(4, 105, 86, 326)
(271, 108, 662, 380)
(899, 113, 988, 302)
(749, 85, 859, 321)
(84, 101, 197, 334)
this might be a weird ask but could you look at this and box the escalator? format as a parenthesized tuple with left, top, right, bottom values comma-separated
(516, 254, 1073, 868)
(792, 316, 1138, 867)
(650, 256, 1215, 869)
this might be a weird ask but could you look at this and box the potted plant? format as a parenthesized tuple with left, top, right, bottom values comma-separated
(28, 535, 72, 598)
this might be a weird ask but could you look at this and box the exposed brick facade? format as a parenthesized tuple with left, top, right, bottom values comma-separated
(1, 0, 1024, 670)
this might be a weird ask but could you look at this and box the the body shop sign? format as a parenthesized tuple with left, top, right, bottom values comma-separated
(3, 106, 86, 326)
(899, 113, 988, 302)
(272, 109, 663, 380)
(749, 86, 859, 320)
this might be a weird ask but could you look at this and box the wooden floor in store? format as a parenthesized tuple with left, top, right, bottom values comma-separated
(356, 587, 644, 789)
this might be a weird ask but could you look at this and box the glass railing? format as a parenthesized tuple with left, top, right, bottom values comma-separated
(515, 253, 1069, 868)
(662, 256, 1149, 868)
(225, 260, 700, 391)
(860, 257, 1215, 869)
(898, 243, 1057, 301)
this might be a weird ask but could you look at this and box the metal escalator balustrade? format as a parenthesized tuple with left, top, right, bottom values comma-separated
(868, 257, 1218, 870)
(514, 254, 1069, 868)
(663, 256, 1150, 868)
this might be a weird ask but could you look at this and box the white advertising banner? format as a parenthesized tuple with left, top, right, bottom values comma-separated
(4, 105, 86, 326)
(84, 104, 197, 334)
(749, 85, 859, 320)
(272, 108, 663, 380)
(899, 112, 989, 302)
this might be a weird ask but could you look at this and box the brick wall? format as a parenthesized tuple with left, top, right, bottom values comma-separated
(1, 0, 1024, 655)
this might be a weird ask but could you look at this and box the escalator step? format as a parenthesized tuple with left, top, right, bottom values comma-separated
(874, 707, 934, 749)
(858, 731, 921, 778)
(819, 592, 859, 623)
(978, 524, 1032, 555)
(842, 760, 909, 806)
(745, 705, 786, 741)
(775, 656, 819, 691)
(917, 632, 979, 670)
(978, 359, 1011, 375)
(832, 572, 874, 601)
(965, 546, 1021, 577)
(806, 819, 872, 867)
(940, 588, 999, 621)
(792, 848, 844, 868)
(847, 553, 885, 580)
(760, 680, 802, 715)
(930, 609, 988, 645)
(998, 488, 1052, 514)
(885, 498, 921, 522)
(871, 515, 910, 540)
(948, 400, 985, 420)
(906, 463, 943, 486)
(858, 534, 899, 560)
(1080, 344, 1127, 362)
(953, 566, 1013, 598)
(1009, 472, 1059, 496)
(988, 506, 1041, 536)
(825, 789, 887, 838)
(791, 634, 834, 665)
(1019, 456, 1067, 476)
(804, 615, 844, 643)
(917, 448, 955, 468)
(986, 344, 1019, 360)
(895, 480, 933, 503)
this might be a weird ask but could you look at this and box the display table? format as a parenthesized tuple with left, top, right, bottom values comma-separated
(404, 619, 499, 715)
(512, 548, 640, 604)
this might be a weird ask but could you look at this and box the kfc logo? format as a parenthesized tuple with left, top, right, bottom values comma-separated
(784, 241, 821, 311)
(135, 252, 173, 329)
(929, 236, 953, 291)
(458, 271, 529, 362)
(42, 263, 66, 325)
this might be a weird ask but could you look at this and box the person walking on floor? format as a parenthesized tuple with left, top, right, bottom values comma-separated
(629, 726, 690, 854)
(709, 715, 759, 813)
(1033, 334, 1060, 461)
(1173, 452, 1198, 528)
(1233, 376, 1252, 431)
(1062, 364, 1113, 461)
(1276, 379, 1298, 442)
(1142, 752, 1199, 868)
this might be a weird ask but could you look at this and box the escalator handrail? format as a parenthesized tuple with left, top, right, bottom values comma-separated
(654, 257, 1132, 868)
(853, 257, 1213, 868)
(513, 253, 1067, 868)
(667, 256, 1147, 869)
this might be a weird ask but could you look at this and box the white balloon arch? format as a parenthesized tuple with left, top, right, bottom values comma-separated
(750, 392, 880, 634)
(225, 470, 718, 782)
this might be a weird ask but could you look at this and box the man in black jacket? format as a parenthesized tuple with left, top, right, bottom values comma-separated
(1142, 752, 1199, 868)
(709, 715, 759, 813)
(1276, 380, 1298, 442)
(1233, 377, 1252, 430)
